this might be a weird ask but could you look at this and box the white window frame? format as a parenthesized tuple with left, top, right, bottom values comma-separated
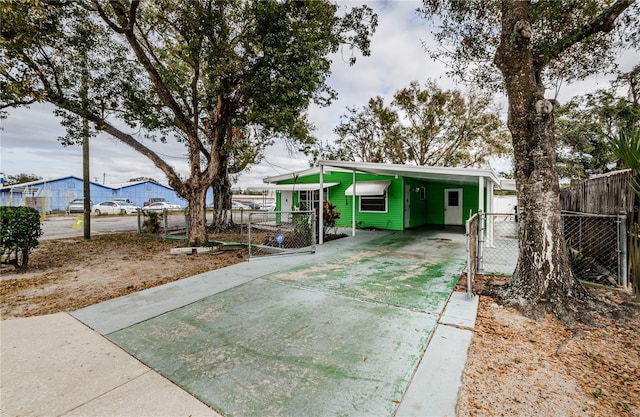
(359, 194, 387, 213)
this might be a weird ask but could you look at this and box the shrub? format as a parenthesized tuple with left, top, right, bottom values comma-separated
(142, 210, 163, 234)
(322, 200, 340, 236)
(0, 206, 43, 272)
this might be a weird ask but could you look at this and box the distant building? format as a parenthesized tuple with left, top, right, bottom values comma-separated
(0, 176, 198, 213)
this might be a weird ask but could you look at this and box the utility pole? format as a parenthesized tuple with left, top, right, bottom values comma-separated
(81, 60, 91, 240)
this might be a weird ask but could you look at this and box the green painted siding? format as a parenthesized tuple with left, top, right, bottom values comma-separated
(274, 170, 487, 229)
(403, 177, 430, 228)
(424, 182, 485, 225)
(275, 171, 404, 231)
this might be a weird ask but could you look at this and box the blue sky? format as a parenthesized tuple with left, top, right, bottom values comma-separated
(1, 1, 637, 189)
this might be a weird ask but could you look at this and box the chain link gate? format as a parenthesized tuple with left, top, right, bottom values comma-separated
(248, 210, 316, 258)
(474, 211, 628, 287)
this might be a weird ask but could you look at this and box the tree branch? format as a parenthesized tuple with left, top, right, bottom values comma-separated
(90, 1, 125, 34)
(102, 2, 196, 139)
(533, 0, 634, 70)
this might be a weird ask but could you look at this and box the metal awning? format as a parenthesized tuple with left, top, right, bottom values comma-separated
(344, 180, 391, 196)
(270, 182, 339, 191)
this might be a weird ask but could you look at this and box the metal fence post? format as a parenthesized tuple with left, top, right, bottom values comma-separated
(312, 209, 317, 253)
(477, 210, 484, 272)
(619, 214, 628, 287)
(163, 209, 168, 238)
(248, 212, 252, 260)
(136, 209, 141, 234)
(185, 210, 190, 241)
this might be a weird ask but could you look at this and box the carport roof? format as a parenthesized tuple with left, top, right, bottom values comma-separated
(264, 160, 505, 189)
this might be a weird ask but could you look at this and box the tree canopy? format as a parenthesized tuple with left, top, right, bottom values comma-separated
(1, 0, 377, 243)
(311, 80, 510, 168)
(555, 65, 640, 179)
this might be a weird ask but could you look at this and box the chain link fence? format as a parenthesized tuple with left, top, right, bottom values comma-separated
(563, 211, 627, 286)
(137, 208, 189, 239)
(471, 212, 628, 287)
(248, 210, 316, 258)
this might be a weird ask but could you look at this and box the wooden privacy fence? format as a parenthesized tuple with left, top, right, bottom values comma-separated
(560, 169, 637, 219)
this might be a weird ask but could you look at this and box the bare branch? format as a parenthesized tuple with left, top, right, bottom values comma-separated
(533, 0, 634, 70)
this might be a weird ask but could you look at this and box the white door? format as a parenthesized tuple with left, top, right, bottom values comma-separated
(280, 191, 293, 211)
(404, 185, 411, 228)
(444, 189, 463, 225)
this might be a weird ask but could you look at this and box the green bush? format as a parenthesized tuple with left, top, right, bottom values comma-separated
(142, 210, 163, 234)
(0, 206, 43, 272)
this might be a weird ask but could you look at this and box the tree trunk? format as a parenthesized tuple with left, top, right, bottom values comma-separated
(210, 159, 233, 231)
(494, 0, 590, 321)
(181, 175, 210, 246)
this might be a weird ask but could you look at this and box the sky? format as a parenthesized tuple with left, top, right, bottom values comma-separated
(1, 1, 638, 190)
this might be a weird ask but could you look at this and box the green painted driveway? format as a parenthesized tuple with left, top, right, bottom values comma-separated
(107, 230, 467, 416)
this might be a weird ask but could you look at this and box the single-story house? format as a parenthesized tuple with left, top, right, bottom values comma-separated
(263, 160, 514, 242)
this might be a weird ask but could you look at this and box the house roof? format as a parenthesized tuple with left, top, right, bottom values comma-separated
(268, 182, 340, 191)
(264, 160, 505, 188)
(0, 176, 114, 193)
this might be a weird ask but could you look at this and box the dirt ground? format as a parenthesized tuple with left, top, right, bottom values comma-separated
(0, 231, 248, 318)
(1, 234, 639, 416)
(457, 276, 640, 417)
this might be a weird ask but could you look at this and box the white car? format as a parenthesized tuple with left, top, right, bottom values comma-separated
(92, 201, 140, 215)
(231, 200, 251, 210)
(142, 201, 182, 213)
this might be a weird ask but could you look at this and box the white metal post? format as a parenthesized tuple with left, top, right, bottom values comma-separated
(319, 163, 324, 245)
(352, 169, 356, 236)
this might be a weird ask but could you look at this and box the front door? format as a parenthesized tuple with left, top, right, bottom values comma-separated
(444, 189, 463, 225)
(280, 191, 293, 211)
(404, 184, 411, 228)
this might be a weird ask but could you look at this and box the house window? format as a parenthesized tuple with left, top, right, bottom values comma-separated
(360, 195, 387, 212)
(298, 188, 328, 212)
(448, 190, 460, 207)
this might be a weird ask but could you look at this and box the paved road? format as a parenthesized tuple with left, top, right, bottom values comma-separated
(40, 210, 272, 240)
(40, 215, 143, 240)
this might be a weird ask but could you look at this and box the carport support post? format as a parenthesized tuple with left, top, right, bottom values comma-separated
(319, 164, 324, 245)
(352, 170, 356, 237)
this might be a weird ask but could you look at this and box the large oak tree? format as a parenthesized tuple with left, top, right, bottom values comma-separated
(0, 0, 377, 244)
(420, 0, 639, 321)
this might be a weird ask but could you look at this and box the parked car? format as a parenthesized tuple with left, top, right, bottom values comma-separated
(67, 198, 92, 214)
(143, 197, 167, 206)
(112, 197, 134, 204)
(235, 200, 261, 210)
(231, 200, 251, 210)
(260, 201, 276, 211)
(92, 201, 140, 215)
(141, 201, 182, 213)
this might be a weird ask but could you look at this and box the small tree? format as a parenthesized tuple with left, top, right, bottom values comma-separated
(322, 200, 341, 237)
(0, 207, 43, 272)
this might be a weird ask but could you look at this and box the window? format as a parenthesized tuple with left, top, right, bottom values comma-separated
(448, 190, 459, 207)
(298, 188, 328, 212)
(360, 194, 387, 212)
(419, 187, 426, 200)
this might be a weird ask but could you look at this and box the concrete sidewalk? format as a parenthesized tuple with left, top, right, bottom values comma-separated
(1, 230, 479, 417)
(0, 313, 220, 417)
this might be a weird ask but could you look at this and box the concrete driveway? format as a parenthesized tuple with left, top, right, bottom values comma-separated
(81, 229, 469, 417)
